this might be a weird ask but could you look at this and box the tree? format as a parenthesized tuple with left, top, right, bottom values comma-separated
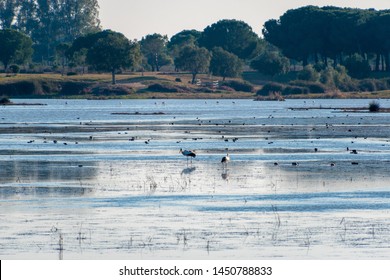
(1, 0, 101, 63)
(55, 42, 70, 75)
(168, 29, 201, 70)
(175, 46, 211, 84)
(85, 30, 141, 84)
(250, 51, 290, 76)
(262, 6, 377, 67)
(0, 29, 33, 70)
(210, 47, 243, 80)
(0, 0, 18, 28)
(168, 30, 201, 49)
(343, 54, 371, 78)
(199, 19, 263, 59)
(14, 0, 38, 37)
(140, 33, 172, 71)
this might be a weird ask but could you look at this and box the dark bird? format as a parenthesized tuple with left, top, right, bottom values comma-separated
(350, 149, 358, 154)
(292, 162, 299, 166)
(180, 148, 196, 163)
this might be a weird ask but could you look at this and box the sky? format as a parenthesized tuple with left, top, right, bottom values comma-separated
(97, 0, 390, 40)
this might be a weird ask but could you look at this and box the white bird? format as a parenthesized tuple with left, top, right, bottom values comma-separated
(221, 153, 230, 166)
(180, 148, 196, 163)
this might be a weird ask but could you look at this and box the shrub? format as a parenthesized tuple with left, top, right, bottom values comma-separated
(91, 84, 134, 96)
(147, 83, 179, 93)
(60, 82, 92, 95)
(256, 82, 285, 96)
(219, 85, 235, 92)
(289, 80, 326, 93)
(222, 80, 254, 92)
(0, 96, 11, 104)
(9, 65, 20, 74)
(66, 72, 78, 76)
(384, 78, 390, 89)
(320, 66, 356, 92)
(282, 86, 309, 95)
(250, 51, 290, 76)
(175, 77, 182, 82)
(358, 79, 377, 92)
(297, 65, 320, 82)
(369, 101, 380, 112)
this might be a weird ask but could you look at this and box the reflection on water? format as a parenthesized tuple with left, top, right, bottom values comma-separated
(0, 160, 97, 198)
(0, 186, 93, 198)
(221, 172, 229, 181)
(181, 166, 196, 175)
(0, 160, 97, 184)
(1, 99, 390, 259)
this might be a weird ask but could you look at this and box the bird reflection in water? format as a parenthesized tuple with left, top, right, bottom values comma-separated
(221, 171, 229, 181)
(181, 166, 196, 175)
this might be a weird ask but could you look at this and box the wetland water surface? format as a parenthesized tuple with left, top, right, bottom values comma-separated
(0, 99, 390, 259)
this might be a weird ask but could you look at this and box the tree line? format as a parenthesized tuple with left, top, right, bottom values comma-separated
(1, 3, 390, 87)
(0, 0, 100, 62)
(263, 5, 390, 73)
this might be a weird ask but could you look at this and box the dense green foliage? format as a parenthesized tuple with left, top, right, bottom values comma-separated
(210, 47, 243, 80)
(140, 33, 172, 71)
(263, 6, 390, 72)
(0, 0, 100, 62)
(2, 3, 390, 96)
(250, 51, 290, 76)
(0, 28, 32, 69)
(73, 30, 141, 84)
(199, 19, 263, 59)
(175, 46, 211, 84)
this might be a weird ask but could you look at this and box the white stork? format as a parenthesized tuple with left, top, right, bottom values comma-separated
(180, 148, 196, 163)
(221, 153, 230, 167)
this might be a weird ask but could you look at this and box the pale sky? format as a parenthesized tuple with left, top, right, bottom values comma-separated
(98, 0, 390, 40)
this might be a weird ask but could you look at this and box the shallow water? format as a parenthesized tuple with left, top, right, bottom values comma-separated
(0, 98, 389, 259)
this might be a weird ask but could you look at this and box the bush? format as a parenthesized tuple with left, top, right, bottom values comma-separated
(358, 79, 377, 92)
(147, 83, 179, 93)
(369, 101, 380, 112)
(60, 82, 92, 95)
(282, 86, 309, 95)
(256, 82, 285, 96)
(0, 96, 11, 104)
(320, 66, 356, 92)
(250, 51, 290, 76)
(297, 65, 320, 82)
(66, 72, 78, 76)
(289, 80, 326, 93)
(356, 79, 389, 92)
(91, 84, 134, 96)
(9, 65, 20, 74)
(221, 80, 254, 92)
(175, 77, 182, 82)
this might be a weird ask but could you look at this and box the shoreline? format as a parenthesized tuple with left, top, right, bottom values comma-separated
(2, 73, 390, 100)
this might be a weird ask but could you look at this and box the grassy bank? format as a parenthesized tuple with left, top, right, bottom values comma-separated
(2, 72, 390, 99)
(0, 72, 256, 99)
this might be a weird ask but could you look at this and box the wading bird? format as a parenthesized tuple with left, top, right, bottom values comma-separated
(180, 148, 196, 163)
(221, 153, 230, 167)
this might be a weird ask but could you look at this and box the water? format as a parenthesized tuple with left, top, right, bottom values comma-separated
(0, 98, 389, 259)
